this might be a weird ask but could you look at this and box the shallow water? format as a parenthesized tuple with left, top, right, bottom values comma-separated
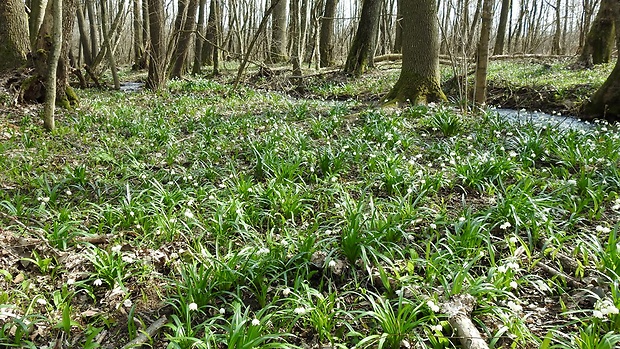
(493, 108, 593, 130)
(120, 82, 144, 92)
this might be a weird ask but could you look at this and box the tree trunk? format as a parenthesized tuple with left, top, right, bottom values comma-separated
(142, 0, 150, 68)
(270, 0, 288, 63)
(393, 0, 403, 53)
(0, 0, 30, 72)
(29, 0, 49, 48)
(76, 2, 93, 66)
(170, 0, 199, 78)
(493, 0, 511, 55)
(578, 0, 616, 66)
(474, 0, 494, 105)
(44, 0, 62, 131)
(100, 0, 120, 89)
(343, 0, 381, 76)
(147, 0, 167, 90)
(383, 0, 446, 105)
(203, 0, 218, 65)
(551, 0, 562, 54)
(192, 0, 207, 74)
(584, 1, 620, 119)
(132, 0, 145, 69)
(86, 0, 99, 62)
(319, 0, 338, 67)
(290, 0, 303, 90)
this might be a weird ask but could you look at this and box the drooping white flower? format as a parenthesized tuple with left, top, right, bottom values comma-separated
(282, 287, 291, 297)
(188, 303, 198, 311)
(427, 300, 440, 313)
(251, 318, 260, 326)
(123, 299, 133, 308)
(294, 307, 306, 315)
(184, 209, 194, 219)
(94, 279, 103, 286)
(507, 300, 522, 312)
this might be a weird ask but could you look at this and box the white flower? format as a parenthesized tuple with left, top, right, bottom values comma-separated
(111, 245, 122, 253)
(184, 209, 194, 219)
(596, 225, 611, 233)
(500, 222, 512, 230)
(509, 236, 518, 244)
(328, 260, 337, 268)
(219, 308, 226, 315)
(458, 217, 466, 222)
(123, 299, 133, 308)
(41, 197, 50, 203)
(497, 265, 508, 273)
(566, 179, 576, 185)
(251, 318, 260, 326)
(36, 298, 47, 305)
(282, 287, 291, 297)
(281, 239, 289, 247)
(65, 190, 72, 196)
(430, 223, 437, 229)
(188, 303, 198, 311)
(430, 324, 443, 332)
(94, 278, 103, 286)
(129, 211, 135, 217)
(257, 247, 270, 255)
(506, 300, 522, 312)
(122, 255, 134, 263)
(67, 278, 75, 285)
(593, 310, 604, 318)
(427, 300, 440, 313)
(294, 307, 306, 315)
(510, 281, 518, 289)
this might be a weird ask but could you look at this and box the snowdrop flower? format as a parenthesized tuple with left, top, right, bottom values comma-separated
(94, 279, 103, 286)
(427, 300, 440, 313)
(188, 303, 198, 311)
(328, 260, 337, 268)
(251, 318, 260, 326)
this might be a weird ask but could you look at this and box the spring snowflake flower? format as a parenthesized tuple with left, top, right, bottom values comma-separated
(184, 209, 194, 219)
(328, 260, 337, 268)
(123, 299, 133, 308)
(458, 217, 466, 222)
(188, 303, 198, 311)
(507, 300, 522, 312)
(36, 298, 47, 305)
(500, 222, 512, 230)
(510, 281, 518, 289)
(111, 245, 122, 253)
(509, 236, 518, 244)
(219, 308, 226, 315)
(94, 279, 103, 286)
(65, 190, 72, 196)
(427, 300, 440, 313)
(257, 247, 270, 255)
(251, 318, 260, 326)
(294, 307, 306, 315)
(596, 225, 611, 234)
(430, 223, 437, 229)
(282, 287, 291, 297)
(430, 324, 443, 332)
(593, 310, 604, 319)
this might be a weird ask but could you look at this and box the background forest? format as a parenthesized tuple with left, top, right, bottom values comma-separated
(1, 0, 620, 348)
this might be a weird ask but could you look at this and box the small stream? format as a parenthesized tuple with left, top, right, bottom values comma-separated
(493, 108, 593, 130)
(120, 82, 145, 93)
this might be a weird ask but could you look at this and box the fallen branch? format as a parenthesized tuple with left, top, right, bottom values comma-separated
(121, 315, 167, 349)
(442, 294, 489, 349)
(537, 261, 583, 288)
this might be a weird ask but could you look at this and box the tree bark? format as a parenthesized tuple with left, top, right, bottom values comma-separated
(270, 0, 288, 63)
(192, 0, 207, 74)
(319, 0, 338, 67)
(0, 0, 30, 72)
(584, 0, 620, 119)
(100, 0, 120, 89)
(474, 0, 494, 105)
(76, 2, 93, 66)
(203, 0, 218, 65)
(29, 0, 49, 49)
(393, 0, 403, 53)
(132, 0, 145, 69)
(170, 0, 199, 78)
(383, 0, 446, 105)
(493, 0, 511, 55)
(551, 0, 562, 54)
(343, 0, 382, 76)
(44, 0, 63, 131)
(147, 0, 167, 90)
(86, 0, 99, 62)
(578, 0, 616, 66)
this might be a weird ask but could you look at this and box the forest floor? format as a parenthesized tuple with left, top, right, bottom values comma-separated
(0, 59, 620, 349)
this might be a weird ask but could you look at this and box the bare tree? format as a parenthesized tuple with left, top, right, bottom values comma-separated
(474, 0, 494, 104)
(343, 0, 381, 76)
(45, 0, 63, 131)
(0, 0, 30, 72)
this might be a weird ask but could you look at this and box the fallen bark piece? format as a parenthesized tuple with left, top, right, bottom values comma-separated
(121, 315, 167, 349)
(537, 262, 583, 288)
(442, 294, 489, 349)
